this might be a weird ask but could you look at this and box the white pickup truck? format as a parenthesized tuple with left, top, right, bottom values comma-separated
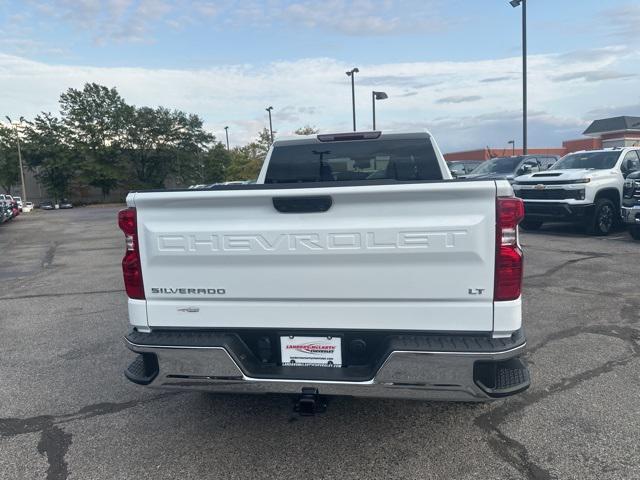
(119, 131, 529, 411)
(513, 147, 640, 235)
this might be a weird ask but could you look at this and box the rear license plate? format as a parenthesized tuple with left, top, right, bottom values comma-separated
(280, 336, 342, 367)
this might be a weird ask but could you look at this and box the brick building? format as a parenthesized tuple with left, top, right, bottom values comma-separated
(444, 115, 640, 162)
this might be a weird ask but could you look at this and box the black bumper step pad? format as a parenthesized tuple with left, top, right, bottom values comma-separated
(474, 357, 531, 398)
(125, 353, 159, 385)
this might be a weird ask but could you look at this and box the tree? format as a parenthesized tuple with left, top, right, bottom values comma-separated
(294, 125, 319, 135)
(0, 124, 20, 193)
(22, 113, 80, 202)
(59, 83, 132, 197)
(202, 142, 231, 184)
(225, 128, 273, 181)
(120, 106, 214, 188)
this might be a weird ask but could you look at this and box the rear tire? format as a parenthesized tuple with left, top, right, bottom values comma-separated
(520, 220, 543, 231)
(629, 226, 640, 241)
(587, 198, 615, 236)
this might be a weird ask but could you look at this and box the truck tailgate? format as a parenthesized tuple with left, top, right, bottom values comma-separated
(132, 181, 497, 331)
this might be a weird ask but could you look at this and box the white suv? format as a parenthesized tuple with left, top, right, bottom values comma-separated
(513, 148, 640, 235)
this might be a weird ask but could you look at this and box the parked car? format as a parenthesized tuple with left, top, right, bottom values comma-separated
(461, 155, 559, 182)
(6, 195, 19, 218)
(448, 160, 482, 177)
(40, 201, 55, 210)
(622, 170, 640, 240)
(120, 130, 530, 409)
(59, 199, 73, 209)
(0, 194, 10, 222)
(513, 147, 640, 235)
(13, 196, 23, 211)
(22, 201, 34, 213)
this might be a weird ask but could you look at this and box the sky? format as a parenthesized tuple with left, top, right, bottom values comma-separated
(0, 0, 639, 152)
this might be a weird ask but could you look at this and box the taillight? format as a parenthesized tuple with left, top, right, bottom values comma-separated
(118, 208, 145, 299)
(495, 197, 524, 301)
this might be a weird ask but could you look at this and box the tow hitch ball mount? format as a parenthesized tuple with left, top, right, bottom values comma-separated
(294, 388, 327, 416)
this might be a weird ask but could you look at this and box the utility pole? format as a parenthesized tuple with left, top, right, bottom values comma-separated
(510, 0, 527, 154)
(266, 106, 274, 143)
(372, 91, 388, 130)
(224, 126, 229, 150)
(5, 116, 27, 201)
(346, 68, 359, 131)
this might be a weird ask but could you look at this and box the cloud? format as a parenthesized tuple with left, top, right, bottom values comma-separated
(586, 103, 640, 118)
(437, 95, 482, 104)
(0, 45, 638, 150)
(357, 75, 444, 88)
(552, 70, 636, 83)
(278, 0, 448, 36)
(480, 76, 514, 83)
(556, 46, 629, 64)
(11, 0, 452, 46)
(600, 3, 640, 40)
(19, 0, 188, 44)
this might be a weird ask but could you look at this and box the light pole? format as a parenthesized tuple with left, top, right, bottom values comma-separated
(266, 106, 274, 143)
(508, 140, 515, 156)
(510, 0, 527, 155)
(5, 116, 27, 202)
(224, 126, 229, 150)
(372, 91, 388, 130)
(345, 67, 359, 131)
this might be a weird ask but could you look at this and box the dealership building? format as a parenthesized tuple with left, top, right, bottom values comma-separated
(444, 115, 640, 162)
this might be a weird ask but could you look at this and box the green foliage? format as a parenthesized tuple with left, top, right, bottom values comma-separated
(202, 142, 231, 184)
(60, 83, 131, 197)
(0, 124, 20, 193)
(22, 113, 80, 202)
(225, 128, 273, 181)
(18, 83, 302, 195)
(121, 106, 214, 188)
(20, 82, 217, 196)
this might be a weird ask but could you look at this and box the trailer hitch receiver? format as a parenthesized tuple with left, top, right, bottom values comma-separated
(294, 388, 327, 416)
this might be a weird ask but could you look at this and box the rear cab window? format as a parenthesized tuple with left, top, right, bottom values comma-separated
(264, 137, 443, 184)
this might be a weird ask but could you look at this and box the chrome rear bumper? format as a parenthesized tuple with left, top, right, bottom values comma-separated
(123, 333, 529, 402)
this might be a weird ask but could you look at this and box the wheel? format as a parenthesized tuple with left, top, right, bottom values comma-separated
(587, 198, 615, 236)
(630, 226, 640, 241)
(520, 220, 543, 231)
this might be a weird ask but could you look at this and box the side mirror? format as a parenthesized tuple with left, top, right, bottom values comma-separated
(519, 165, 532, 175)
(621, 163, 629, 177)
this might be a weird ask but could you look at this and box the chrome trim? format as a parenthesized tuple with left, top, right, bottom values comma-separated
(123, 337, 526, 402)
(621, 205, 640, 225)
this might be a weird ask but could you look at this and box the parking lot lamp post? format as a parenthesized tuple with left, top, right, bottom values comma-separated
(346, 68, 359, 131)
(510, 0, 527, 155)
(508, 140, 515, 156)
(224, 126, 229, 150)
(266, 106, 274, 143)
(5, 115, 27, 202)
(372, 91, 388, 130)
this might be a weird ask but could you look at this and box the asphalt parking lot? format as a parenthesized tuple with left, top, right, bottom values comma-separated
(1, 206, 639, 480)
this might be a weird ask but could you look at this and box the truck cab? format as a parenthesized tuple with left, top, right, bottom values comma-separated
(513, 147, 640, 235)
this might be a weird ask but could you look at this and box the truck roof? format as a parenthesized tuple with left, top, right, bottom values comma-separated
(273, 130, 432, 146)
(569, 147, 640, 155)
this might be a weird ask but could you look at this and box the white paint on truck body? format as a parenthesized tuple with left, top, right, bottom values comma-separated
(129, 180, 505, 332)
